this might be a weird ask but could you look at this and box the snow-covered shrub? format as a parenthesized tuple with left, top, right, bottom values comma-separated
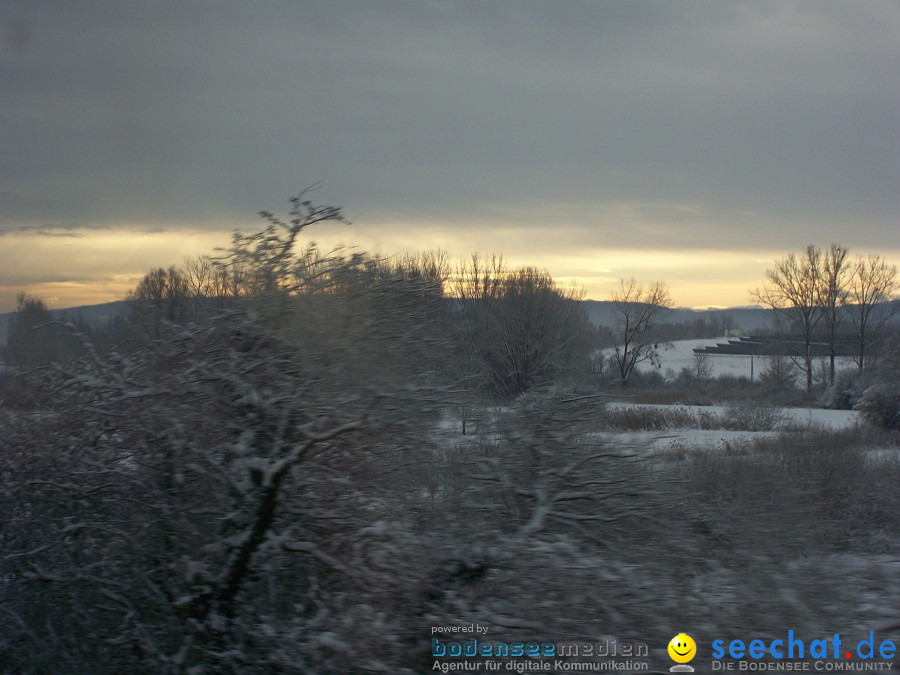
(0, 198, 454, 673)
(858, 382, 900, 430)
(859, 383, 900, 430)
(858, 333, 900, 430)
(823, 368, 869, 410)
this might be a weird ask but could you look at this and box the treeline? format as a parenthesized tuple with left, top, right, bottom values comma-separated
(124, 251, 593, 401)
(2, 267, 733, 393)
(2, 293, 132, 370)
(3, 222, 898, 399)
(2, 205, 596, 402)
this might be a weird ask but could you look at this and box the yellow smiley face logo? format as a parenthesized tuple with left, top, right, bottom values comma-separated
(668, 633, 697, 663)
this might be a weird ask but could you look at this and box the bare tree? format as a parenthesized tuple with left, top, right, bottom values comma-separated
(817, 244, 850, 386)
(127, 266, 189, 340)
(759, 353, 797, 391)
(454, 254, 590, 398)
(220, 190, 344, 297)
(752, 245, 823, 391)
(182, 253, 214, 298)
(609, 278, 672, 385)
(5, 293, 56, 370)
(181, 253, 251, 318)
(847, 254, 899, 370)
(692, 350, 713, 381)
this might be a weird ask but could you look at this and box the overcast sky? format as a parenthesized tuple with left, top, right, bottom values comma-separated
(1, 0, 898, 311)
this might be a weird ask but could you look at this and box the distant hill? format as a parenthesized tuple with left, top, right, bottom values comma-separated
(2, 298, 894, 346)
(582, 300, 775, 332)
(0, 300, 130, 346)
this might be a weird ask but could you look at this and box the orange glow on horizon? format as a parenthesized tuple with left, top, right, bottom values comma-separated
(1, 226, 897, 314)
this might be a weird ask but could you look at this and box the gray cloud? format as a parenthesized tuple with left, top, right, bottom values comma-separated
(0, 222, 171, 237)
(1, 0, 898, 252)
(2, 223, 91, 237)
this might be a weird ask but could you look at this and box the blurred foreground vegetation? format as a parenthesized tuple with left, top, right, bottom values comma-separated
(2, 197, 899, 672)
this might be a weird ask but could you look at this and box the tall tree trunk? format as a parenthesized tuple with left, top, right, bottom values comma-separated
(829, 349, 836, 386)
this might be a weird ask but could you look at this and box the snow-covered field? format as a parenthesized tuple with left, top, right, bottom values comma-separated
(437, 398, 867, 458)
(436, 402, 865, 457)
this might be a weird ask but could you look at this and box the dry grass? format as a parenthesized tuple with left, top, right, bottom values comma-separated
(669, 428, 900, 554)
(600, 403, 778, 432)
